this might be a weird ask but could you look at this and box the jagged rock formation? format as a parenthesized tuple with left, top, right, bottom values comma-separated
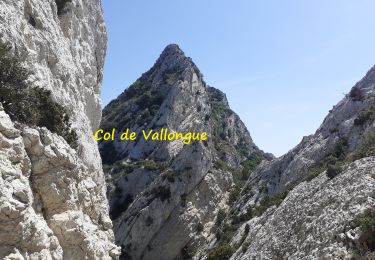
(198, 67, 375, 259)
(0, 0, 119, 259)
(100, 44, 270, 260)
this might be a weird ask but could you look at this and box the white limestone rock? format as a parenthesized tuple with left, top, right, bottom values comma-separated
(229, 157, 375, 260)
(0, 0, 119, 258)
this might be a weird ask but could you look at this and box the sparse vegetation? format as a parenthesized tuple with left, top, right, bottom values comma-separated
(228, 187, 241, 205)
(214, 159, 234, 172)
(216, 223, 238, 244)
(333, 138, 349, 160)
(101, 79, 165, 134)
(326, 164, 343, 179)
(215, 209, 227, 227)
(151, 186, 171, 202)
(354, 107, 375, 126)
(0, 43, 78, 149)
(181, 244, 195, 259)
(307, 130, 375, 181)
(253, 189, 289, 216)
(207, 244, 235, 260)
(244, 223, 250, 235)
(242, 240, 251, 253)
(349, 87, 364, 101)
(352, 132, 375, 160)
(196, 222, 204, 233)
(180, 193, 187, 207)
(241, 153, 263, 180)
(104, 159, 165, 178)
(306, 138, 349, 181)
(355, 208, 375, 252)
(55, 0, 72, 15)
(231, 208, 253, 225)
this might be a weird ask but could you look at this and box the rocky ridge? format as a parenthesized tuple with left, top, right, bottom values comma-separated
(103, 46, 375, 259)
(100, 44, 270, 260)
(198, 67, 375, 259)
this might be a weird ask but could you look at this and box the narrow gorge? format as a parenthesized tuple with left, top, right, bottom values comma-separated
(0, 1, 374, 260)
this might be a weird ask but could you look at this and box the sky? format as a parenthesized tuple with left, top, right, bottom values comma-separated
(101, 0, 375, 157)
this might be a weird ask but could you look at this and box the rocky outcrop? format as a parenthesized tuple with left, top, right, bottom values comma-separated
(0, 0, 119, 259)
(100, 44, 270, 260)
(198, 67, 375, 259)
(230, 157, 375, 260)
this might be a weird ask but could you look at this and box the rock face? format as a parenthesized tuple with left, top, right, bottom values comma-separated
(0, 0, 119, 259)
(103, 45, 375, 260)
(199, 67, 375, 259)
(229, 157, 375, 260)
(100, 44, 270, 260)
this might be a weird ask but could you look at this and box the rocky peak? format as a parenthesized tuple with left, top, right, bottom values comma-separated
(208, 86, 229, 107)
(100, 45, 269, 259)
(140, 43, 203, 86)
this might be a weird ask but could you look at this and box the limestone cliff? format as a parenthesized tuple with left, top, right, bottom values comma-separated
(199, 67, 375, 259)
(100, 44, 270, 260)
(0, 0, 119, 259)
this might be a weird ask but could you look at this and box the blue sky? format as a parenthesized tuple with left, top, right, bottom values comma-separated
(101, 0, 375, 157)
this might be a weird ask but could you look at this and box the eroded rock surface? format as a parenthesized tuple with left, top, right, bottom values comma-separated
(0, 0, 119, 258)
(101, 44, 270, 260)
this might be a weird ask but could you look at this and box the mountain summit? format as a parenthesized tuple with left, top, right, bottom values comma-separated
(100, 45, 270, 259)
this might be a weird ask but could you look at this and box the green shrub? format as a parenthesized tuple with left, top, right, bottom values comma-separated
(306, 163, 328, 181)
(181, 244, 195, 259)
(242, 240, 251, 253)
(108, 160, 135, 175)
(151, 186, 171, 202)
(135, 91, 165, 111)
(349, 87, 364, 101)
(196, 222, 204, 233)
(333, 138, 349, 160)
(161, 169, 175, 183)
(355, 208, 375, 251)
(242, 153, 263, 170)
(216, 224, 238, 243)
(354, 107, 375, 126)
(228, 187, 241, 205)
(100, 80, 164, 133)
(216, 209, 226, 226)
(207, 244, 235, 260)
(214, 160, 234, 173)
(140, 159, 159, 170)
(352, 132, 375, 160)
(55, 0, 72, 15)
(326, 163, 342, 179)
(254, 189, 289, 216)
(180, 193, 187, 207)
(306, 138, 348, 182)
(244, 223, 250, 235)
(125, 81, 149, 99)
(0, 44, 78, 149)
(231, 208, 253, 225)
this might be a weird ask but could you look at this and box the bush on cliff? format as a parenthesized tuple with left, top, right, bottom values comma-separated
(0, 43, 78, 149)
(355, 208, 375, 252)
(55, 0, 72, 15)
(207, 244, 235, 260)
